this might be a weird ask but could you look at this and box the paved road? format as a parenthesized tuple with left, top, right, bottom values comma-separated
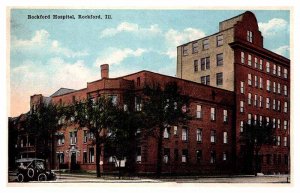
(9, 172, 290, 183)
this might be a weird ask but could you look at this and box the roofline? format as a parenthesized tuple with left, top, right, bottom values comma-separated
(51, 88, 86, 98)
(123, 70, 234, 95)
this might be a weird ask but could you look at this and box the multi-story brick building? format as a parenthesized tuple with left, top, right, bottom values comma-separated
(176, 11, 290, 174)
(10, 11, 290, 175)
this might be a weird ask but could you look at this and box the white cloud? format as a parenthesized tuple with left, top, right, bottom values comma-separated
(95, 48, 147, 66)
(10, 58, 99, 116)
(164, 28, 205, 58)
(100, 22, 161, 38)
(258, 18, 288, 36)
(12, 29, 89, 58)
(272, 45, 290, 57)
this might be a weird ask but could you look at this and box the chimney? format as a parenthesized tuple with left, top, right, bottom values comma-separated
(101, 64, 109, 79)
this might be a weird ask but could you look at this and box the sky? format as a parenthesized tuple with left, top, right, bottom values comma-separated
(9, 9, 290, 117)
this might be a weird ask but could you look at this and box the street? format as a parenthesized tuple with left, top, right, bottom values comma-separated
(9, 172, 290, 183)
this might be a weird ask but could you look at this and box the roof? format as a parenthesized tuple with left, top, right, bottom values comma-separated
(50, 88, 75, 97)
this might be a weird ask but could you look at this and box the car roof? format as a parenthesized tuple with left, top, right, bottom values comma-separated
(15, 158, 45, 163)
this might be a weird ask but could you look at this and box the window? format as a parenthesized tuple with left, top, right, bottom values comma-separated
(284, 155, 289, 165)
(240, 81, 244, 94)
(194, 60, 198, 72)
(267, 80, 271, 91)
(278, 66, 281, 76)
(83, 130, 88, 143)
(273, 99, 276, 110)
(216, 73, 223, 86)
(173, 125, 178, 135)
(247, 30, 253, 43)
(284, 68, 288, 79)
(201, 57, 210, 70)
(196, 150, 202, 163)
(201, 75, 210, 85)
(254, 76, 258, 87)
(192, 42, 198, 53)
(241, 52, 245, 64)
(266, 117, 270, 126)
(210, 151, 216, 164)
(163, 148, 170, 164)
(223, 152, 227, 161)
(278, 83, 281, 94)
(108, 95, 118, 106)
(266, 97, 270, 109)
(183, 45, 188, 56)
(196, 105, 202, 119)
(70, 131, 77, 145)
(254, 57, 258, 68)
(277, 136, 281, 146)
(259, 77, 263, 89)
(254, 94, 258, 107)
(223, 132, 228, 144)
(248, 74, 252, 86)
(273, 82, 276, 93)
(240, 101, 244, 113)
(137, 77, 141, 86)
(284, 137, 287, 147)
(196, 129, 202, 142)
(259, 59, 263, 70)
(284, 120, 288, 130)
(254, 114, 257, 125)
(277, 119, 281, 129)
(273, 64, 277, 75)
(57, 153, 64, 164)
(123, 104, 128, 111)
(284, 85, 288, 96)
(135, 96, 142, 111)
(277, 100, 281, 111)
(248, 54, 252, 66)
(223, 109, 228, 123)
(217, 35, 223, 46)
(203, 39, 209, 50)
(182, 127, 188, 141)
(259, 115, 263, 126)
(211, 107, 216, 121)
(248, 113, 252, 125)
(89, 148, 94, 163)
(248, 93, 252, 105)
(266, 62, 270, 73)
(284, 102, 288, 113)
(136, 147, 141, 162)
(259, 96, 263, 108)
(182, 149, 188, 163)
(216, 53, 223, 66)
(240, 121, 244, 132)
(211, 130, 216, 143)
(163, 127, 170, 139)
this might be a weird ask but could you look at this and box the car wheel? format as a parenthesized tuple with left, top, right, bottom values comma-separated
(27, 168, 35, 178)
(38, 173, 47, 181)
(17, 173, 25, 182)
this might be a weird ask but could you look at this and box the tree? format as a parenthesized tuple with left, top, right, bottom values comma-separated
(142, 82, 190, 177)
(105, 109, 145, 176)
(25, 103, 61, 168)
(72, 96, 119, 177)
(8, 117, 19, 170)
(240, 118, 275, 175)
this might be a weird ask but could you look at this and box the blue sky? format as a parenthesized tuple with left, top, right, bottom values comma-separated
(10, 9, 290, 117)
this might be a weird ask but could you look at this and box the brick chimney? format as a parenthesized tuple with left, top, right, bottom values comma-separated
(100, 64, 109, 79)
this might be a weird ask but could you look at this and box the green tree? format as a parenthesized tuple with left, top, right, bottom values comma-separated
(240, 118, 275, 175)
(25, 103, 61, 168)
(72, 96, 119, 177)
(142, 82, 190, 177)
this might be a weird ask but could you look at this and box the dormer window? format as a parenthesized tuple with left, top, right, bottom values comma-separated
(247, 31, 253, 43)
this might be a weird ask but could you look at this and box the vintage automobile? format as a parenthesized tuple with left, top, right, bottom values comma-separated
(15, 158, 56, 182)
